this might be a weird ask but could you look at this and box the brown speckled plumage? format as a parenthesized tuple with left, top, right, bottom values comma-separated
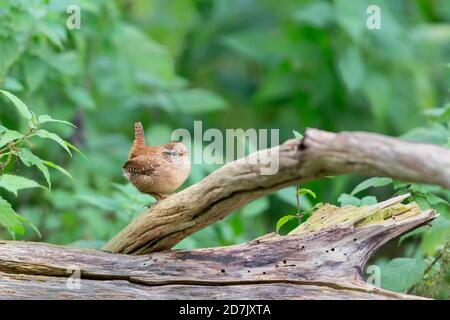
(123, 122, 191, 201)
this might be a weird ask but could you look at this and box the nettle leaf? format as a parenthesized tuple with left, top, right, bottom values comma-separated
(398, 226, 429, 246)
(293, 130, 303, 139)
(297, 188, 316, 199)
(0, 174, 42, 196)
(276, 214, 297, 234)
(423, 193, 449, 206)
(0, 129, 23, 148)
(64, 141, 87, 160)
(38, 115, 76, 127)
(43, 161, 73, 180)
(350, 177, 393, 196)
(19, 148, 51, 189)
(36, 129, 72, 156)
(0, 196, 25, 238)
(337, 193, 361, 206)
(381, 258, 425, 292)
(360, 196, 378, 206)
(0, 89, 32, 120)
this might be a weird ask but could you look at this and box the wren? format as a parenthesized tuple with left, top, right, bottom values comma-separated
(123, 122, 191, 201)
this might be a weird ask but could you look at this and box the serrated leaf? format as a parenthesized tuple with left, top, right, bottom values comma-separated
(276, 214, 297, 234)
(398, 226, 429, 246)
(381, 258, 425, 292)
(423, 193, 449, 206)
(16, 214, 41, 238)
(36, 129, 71, 156)
(0, 174, 42, 196)
(297, 188, 316, 199)
(0, 196, 25, 238)
(38, 115, 76, 127)
(0, 89, 32, 120)
(64, 140, 87, 160)
(43, 161, 73, 180)
(19, 148, 51, 189)
(337, 193, 361, 206)
(350, 177, 393, 196)
(0, 129, 23, 148)
(361, 196, 378, 205)
(293, 130, 303, 139)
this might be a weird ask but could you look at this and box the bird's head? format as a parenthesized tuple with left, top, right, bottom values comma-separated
(162, 142, 190, 164)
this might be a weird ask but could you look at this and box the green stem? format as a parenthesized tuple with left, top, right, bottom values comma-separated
(296, 184, 301, 225)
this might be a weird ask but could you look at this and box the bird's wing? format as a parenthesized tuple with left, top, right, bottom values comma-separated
(123, 156, 160, 176)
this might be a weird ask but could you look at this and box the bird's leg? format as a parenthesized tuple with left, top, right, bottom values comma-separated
(146, 194, 169, 208)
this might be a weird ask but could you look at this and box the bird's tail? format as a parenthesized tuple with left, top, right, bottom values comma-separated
(129, 122, 146, 159)
(134, 122, 146, 147)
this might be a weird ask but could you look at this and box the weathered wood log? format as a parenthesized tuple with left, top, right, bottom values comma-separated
(104, 128, 450, 254)
(0, 194, 436, 299)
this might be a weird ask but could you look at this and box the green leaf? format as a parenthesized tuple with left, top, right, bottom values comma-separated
(37, 115, 76, 127)
(337, 193, 361, 206)
(361, 196, 378, 206)
(64, 140, 87, 160)
(169, 89, 228, 114)
(241, 197, 269, 217)
(113, 23, 175, 82)
(276, 214, 297, 234)
(398, 226, 429, 246)
(221, 30, 289, 64)
(17, 215, 41, 238)
(297, 188, 316, 199)
(65, 86, 96, 110)
(293, 130, 303, 139)
(293, 2, 334, 28)
(337, 47, 365, 92)
(0, 129, 23, 148)
(19, 148, 51, 189)
(0, 196, 25, 238)
(420, 216, 450, 255)
(43, 161, 73, 180)
(423, 104, 450, 122)
(36, 129, 72, 156)
(423, 193, 449, 206)
(0, 89, 32, 120)
(275, 186, 312, 208)
(0, 174, 42, 196)
(3, 77, 24, 92)
(381, 258, 425, 292)
(350, 177, 393, 196)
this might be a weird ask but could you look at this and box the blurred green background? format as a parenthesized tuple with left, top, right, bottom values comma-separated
(0, 0, 449, 298)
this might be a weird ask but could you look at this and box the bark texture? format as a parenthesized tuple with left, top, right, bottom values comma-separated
(0, 195, 436, 299)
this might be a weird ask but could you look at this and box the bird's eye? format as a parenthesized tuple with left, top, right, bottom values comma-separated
(164, 149, 178, 156)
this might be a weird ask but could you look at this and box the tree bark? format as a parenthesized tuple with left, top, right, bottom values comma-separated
(0, 195, 435, 299)
(104, 128, 450, 254)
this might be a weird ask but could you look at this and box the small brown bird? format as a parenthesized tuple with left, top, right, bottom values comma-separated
(123, 122, 191, 201)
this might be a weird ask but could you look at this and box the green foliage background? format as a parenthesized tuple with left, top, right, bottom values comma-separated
(0, 0, 449, 298)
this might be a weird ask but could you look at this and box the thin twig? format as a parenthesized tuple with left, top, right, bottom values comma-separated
(407, 244, 446, 294)
(296, 184, 301, 225)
